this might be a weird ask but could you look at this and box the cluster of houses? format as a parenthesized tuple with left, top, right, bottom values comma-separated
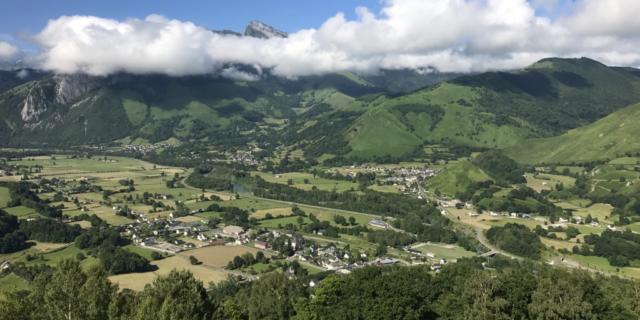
(118, 207, 253, 254)
(226, 150, 259, 166)
(123, 143, 169, 154)
(251, 229, 401, 273)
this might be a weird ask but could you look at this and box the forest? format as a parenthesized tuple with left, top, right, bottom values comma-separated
(2, 257, 639, 320)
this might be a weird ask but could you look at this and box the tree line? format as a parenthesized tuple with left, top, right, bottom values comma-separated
(2, 257, 640, 319)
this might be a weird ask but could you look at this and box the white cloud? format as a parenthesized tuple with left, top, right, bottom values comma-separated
(0, 41, 18, 60)
(32, 0, 640, 77)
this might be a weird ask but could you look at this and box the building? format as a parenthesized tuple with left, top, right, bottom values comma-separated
(223, 225, 245, 238)
(254, 240, 269, 250)
(368, 219, 389, 229)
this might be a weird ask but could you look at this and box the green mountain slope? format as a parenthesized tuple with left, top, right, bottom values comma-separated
(0, 73, 382, 146)
(506, 102, 640, 164)
(335, 58, 640, 159)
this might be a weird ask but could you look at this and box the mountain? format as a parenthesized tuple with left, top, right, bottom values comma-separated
(1, 56, 639, 164)
(0, 69, 47, 94)
(244, 20, 287, 39)
(360, 68, 462, 94)
(0, 71, 381, 146)
(506, 102, 640, 164)
(317, 57, 640, 159)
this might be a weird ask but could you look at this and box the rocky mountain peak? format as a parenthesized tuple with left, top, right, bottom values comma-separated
(244, 20, 287, 39)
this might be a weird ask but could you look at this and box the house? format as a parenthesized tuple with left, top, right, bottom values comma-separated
(140, 237, 156, 246)
(368, 219, 389, 229)
(254, 240, 269, 250)
(223, 225, 245, 238)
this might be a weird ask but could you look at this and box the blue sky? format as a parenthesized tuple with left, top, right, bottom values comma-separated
(5, 0, 635, 75)
(1, 0, 381, 39)
(0, 0, 576, 44)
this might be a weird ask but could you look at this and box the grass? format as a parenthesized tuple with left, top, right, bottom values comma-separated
(219, 197, 285, 211)
(346, 83, 532, 158)
(9, 155, 158, 176)
(124, 245, 158, 261)
(427, 160, 491, 196)
(253, 171, 358, 193)
(3, 206, 37, 218)
(507, 103, 640, 164)
(556, 201, 614, 223)
(0, 186, 9, 208)
(525, 173, 576, 192)
(109, 255, 230, 291)
(251, 207, 292, 219)
(568, 255, 640, 279)
(179, 245, 260, 268)
(259, 216, 309, 228)
(0, 273, 29, 294)
(413, 242, 476, 261)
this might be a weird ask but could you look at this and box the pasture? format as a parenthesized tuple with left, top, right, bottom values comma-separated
(0, 186, 9, 208)
(179, 245, 260, 268)
(412, 242, 476, 261)
(109, 255, 229, 291)
(525, 173, 575, 192)
(253, 171, 358, 193)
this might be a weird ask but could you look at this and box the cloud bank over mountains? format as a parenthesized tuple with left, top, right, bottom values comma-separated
(27, 0, 640, 77)
(0, 42, 18, 60)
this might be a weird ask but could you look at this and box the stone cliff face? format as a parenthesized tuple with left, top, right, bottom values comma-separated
(53, 74, 101, 105)
(21, 85, 48, 123)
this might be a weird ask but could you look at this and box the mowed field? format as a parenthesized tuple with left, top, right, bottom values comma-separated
(110, 245, 258, 291)
(179, 245, 260, 268)
(253, 171, 358, 193)
(413, 242, 476, 261)
(109, 255, 229, 291)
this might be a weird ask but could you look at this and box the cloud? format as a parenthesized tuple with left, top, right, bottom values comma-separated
(32, 0, 640, 77)
(0, 41, 18, 60)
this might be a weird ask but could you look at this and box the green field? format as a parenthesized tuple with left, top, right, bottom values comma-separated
(253, 171, 358, 193)
(413, 242, 476, 261)
(124, 245, 158, 261)
(427, 160, 491, 196)
(525, 173, 576, 192)
(3, 205, 37, 218)
(0, 186, 9, 208)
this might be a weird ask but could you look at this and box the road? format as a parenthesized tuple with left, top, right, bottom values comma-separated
(473, 227, 522, 260)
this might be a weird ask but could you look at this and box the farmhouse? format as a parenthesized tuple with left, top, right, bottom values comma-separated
(223, 225, 245, 238)
(254, 240, 269, 250)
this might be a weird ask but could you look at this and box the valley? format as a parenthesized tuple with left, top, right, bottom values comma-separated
(2, 57, 640, 318)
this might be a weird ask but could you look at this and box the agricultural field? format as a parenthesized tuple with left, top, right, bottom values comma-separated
(412, 242, 476, 261)
(253, 171, 358, 193)
(525, 173, 576, 192)
(109, 255, 229, 291)
(179, 245, 260, 268)
(0, 186, 9, 208)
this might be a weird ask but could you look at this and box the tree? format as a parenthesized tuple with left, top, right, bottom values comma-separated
(348, 216, 357, 226)
(134, 270, 213, 320)
(229, 273, 306, 320)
